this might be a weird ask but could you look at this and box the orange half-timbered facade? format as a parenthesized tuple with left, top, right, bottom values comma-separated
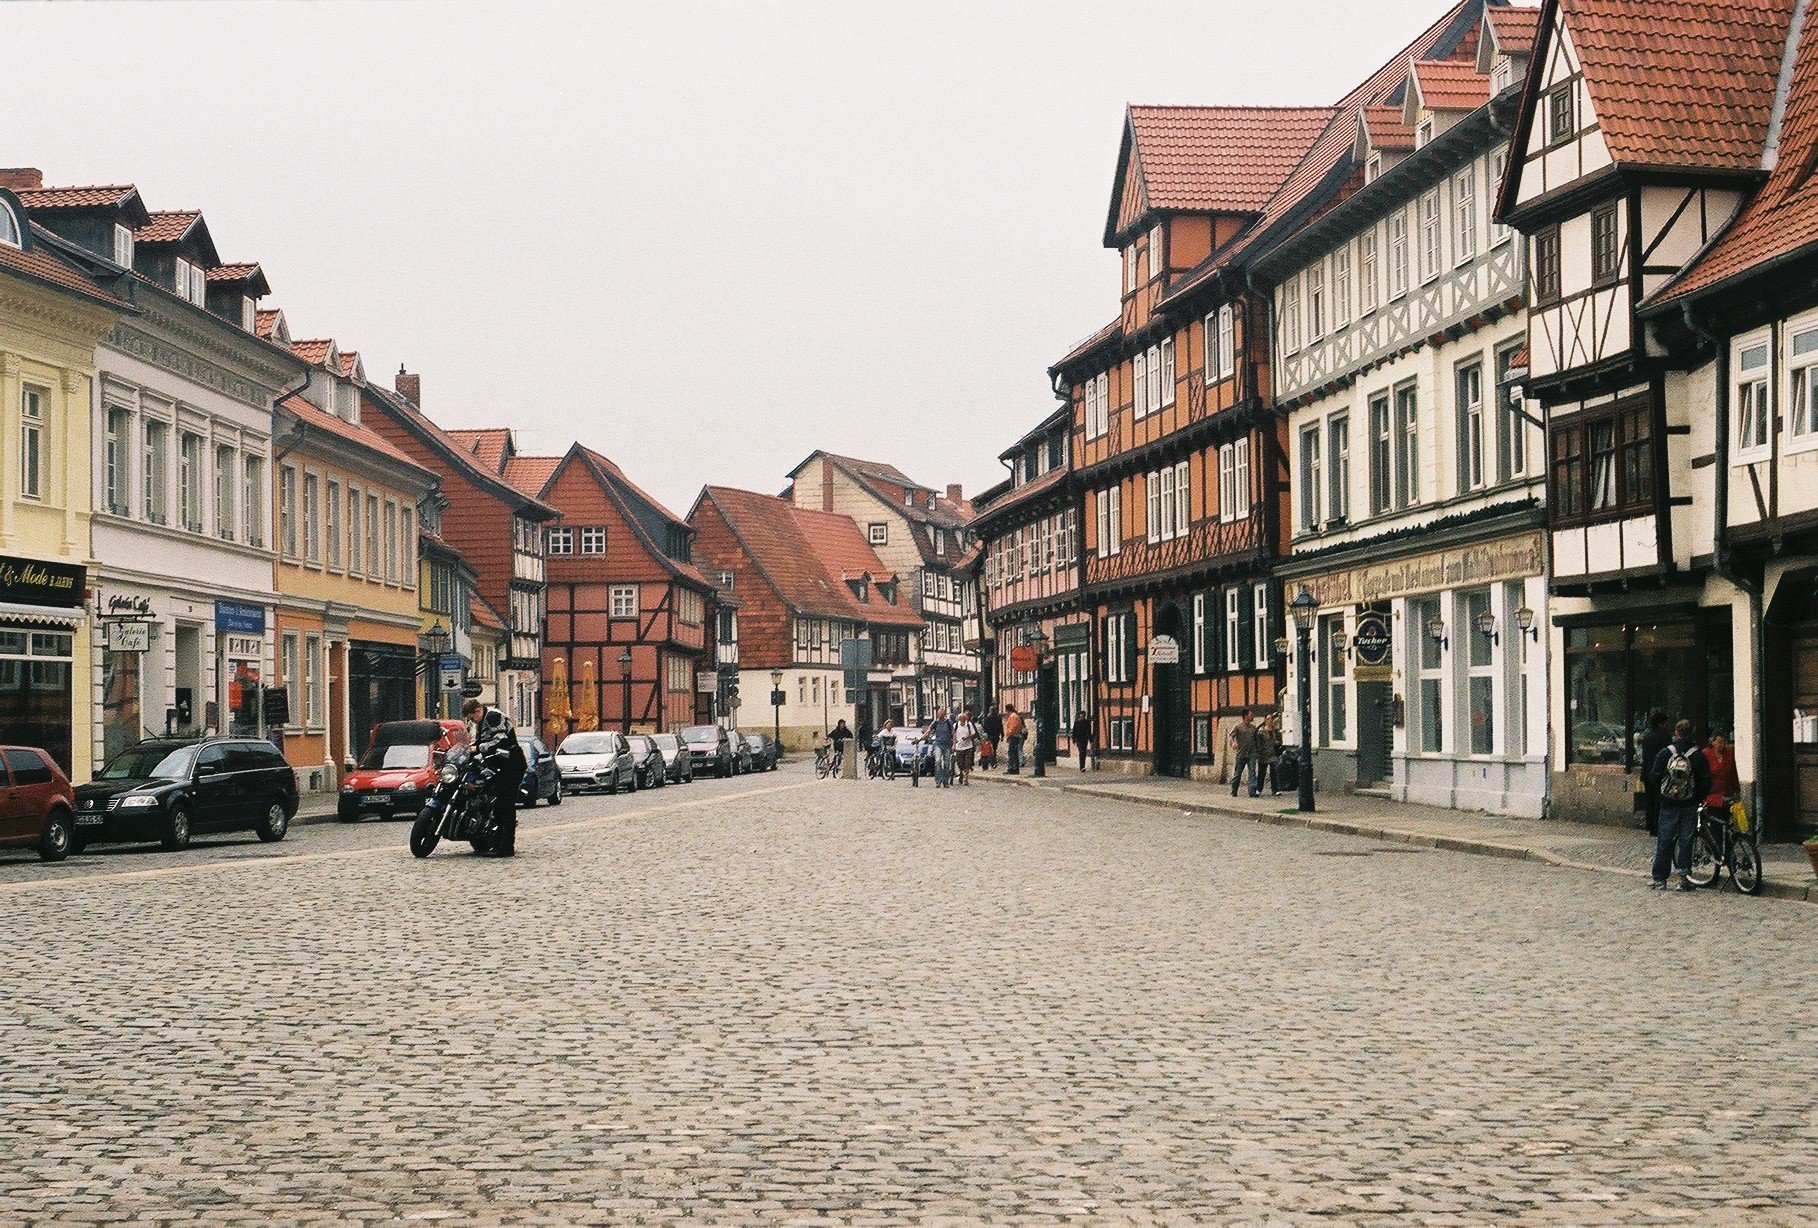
(518, 444, 713, 742)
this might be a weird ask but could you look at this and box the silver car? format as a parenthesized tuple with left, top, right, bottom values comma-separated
(554, 731, 636, 794)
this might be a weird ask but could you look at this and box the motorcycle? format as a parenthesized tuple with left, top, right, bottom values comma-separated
(409, 745, 503, 857)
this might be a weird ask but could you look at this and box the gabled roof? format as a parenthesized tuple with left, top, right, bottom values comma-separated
(361, 384, 559, 520)
(134, 210, 200, 244)
(1650, 8, 1818, 305)
(17, 184, 137, 211)
(445, 428, 513, 475)
(502, 455, 561, 497)
(1360, 105, 1417, 155)
(694, 486, 923, 628)
(1050, 318, 1124, 374)
(289, 338, 335, 368)
(785, 451, 975, 529)
(1105, 106, 1337, 243)
(255, 308, 286, 341)
(206, 261, 271, 298)
(278, 393, 433, 477)
(547, 445, 713, 588)
(470, 591, 506, 633)
(1411, 59, 1493, 113)
(1484, 4, 1542, 60)
(338, 350, 364, 381)
(968, 465, 1070, 533)
(0, 223, 133, 311)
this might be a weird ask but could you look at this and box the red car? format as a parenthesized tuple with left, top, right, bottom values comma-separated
(338, 719, 467, 822)
(0, 746, 77, 862)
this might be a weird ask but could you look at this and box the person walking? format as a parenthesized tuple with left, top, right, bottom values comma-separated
(1003, 705, 1027, 775)
(1704, 731, 1740, 811)
(1229, 709, 1260, 798)
(1258, 714, 1282, 796)
(1651, 718, 1711, 891)
(953, 709, 978, 785)
(981, 706, 1003, 770)
(927, 709, 956, 788)
(1638, 709, 1671, 837)
(1070, 711, 1094, 772)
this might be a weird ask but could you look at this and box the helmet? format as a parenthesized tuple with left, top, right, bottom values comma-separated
(481, 708, 507, 732)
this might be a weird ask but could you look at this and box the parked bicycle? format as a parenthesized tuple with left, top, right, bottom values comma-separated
(814, 742, 843, 779)
(1685, 795, 1762, 895)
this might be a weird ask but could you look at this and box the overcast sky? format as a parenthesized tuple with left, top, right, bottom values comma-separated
(16, 1, 1449, 516)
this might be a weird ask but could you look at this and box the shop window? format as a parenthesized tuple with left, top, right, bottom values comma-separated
(1465, 589, 1495, 755)
(1321, 613, 1348, 745)
(1193, 714, 1211, 756)
(1414, 596, 1444, 753)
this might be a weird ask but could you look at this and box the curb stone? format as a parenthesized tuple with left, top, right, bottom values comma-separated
(976, 774, 1818, 906)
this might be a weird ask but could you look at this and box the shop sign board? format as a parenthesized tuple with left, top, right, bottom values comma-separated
(105, 620, 151, 653)
(1148, 635, 1181, 665)
(0, 556, 85, 608)
(214, 600, 266, 634)
(1009, 644, 1039, 672)
(1352, 613, 1393, 682)
(225, 635, 263, 660)
(1300, 532, 1543, 608)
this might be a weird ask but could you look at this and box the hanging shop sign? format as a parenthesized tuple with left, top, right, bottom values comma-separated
(105, 620, 151, 653)
(1353, 613, 1393, 682)
(214, 600, 266, 635)
(0, 556, 85, 608)
(1148, 635, 1181, 665)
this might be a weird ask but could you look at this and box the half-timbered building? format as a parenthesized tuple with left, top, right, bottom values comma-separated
(515, 444, 714, 742)
(1261, 7, 1548, 816)
(973, 407, 1088, 761)
(689, 486, 922, 747)
(1497, 0, 1795, 824)
(784, 452, 980, 723)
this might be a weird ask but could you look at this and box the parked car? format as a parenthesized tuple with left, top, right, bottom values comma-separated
(743, 733, 779, 772)
(626, 735, 668, 789)
(0, 746, 77, 862)
(338, 719, 467, 822)
(681, 724, 735, 777)
(878, 726, 925, 775)
(651, 732, 693, 784)
(726, 727, 754, 775)
(73, 737, 297, 852)
(518, 736, 562, 806)
(555, 731, 636, 794)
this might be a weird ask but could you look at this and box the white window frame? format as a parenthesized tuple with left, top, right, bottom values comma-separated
(18, 385, 45, 500)
(214, 444, 235, 542)
(580, 526, 606, 554)
(1736, 333, 1772, 461)
(243, 455, 264, 548)
(1148, 223, 1163, 281)
(281, 632, 300, 727)
(1359, 229, 1380, 312)
(1307, 260, 1326, 340)
(304, 633, 324, 729)
(143, 417, 169, 525)
(1159, 336, 1175, 407)
(1418, 189, 1442, 284)
(278, 464, 298, 559)
(1224, 588, 1241, 672)
(1453, 165, 1478, 265)
(1786, 317, 1818, 453)
(868, 522, 887, 545)
(1133, 348, 1148, 418)
(1328, 413, 1351, 524)
(1490, 149, 1513, 247)
(1388, 212, 1410, 298)
(1173, 459, 1189, 534)
(611, 585, 639, 619)
(1457, 359, 1486, 493)
(113, 223, 134, 268)
(1217, 305, 1235, 380)
(347, 486, 363, 573)
(548, 527, 574, 555)
(1332, 245, 1352, 328)
(178, 432, 204, 533)
(104, 406, 131, 516)
(1299, 422, 1322, 533)
(174, 257, 193, 298)
(1252, 584, 1271, 669)
(326, 479, 342, 569)
(1281, 277, 1302, 353)
(302, 471, 320, 563)
(1192, 591, 1207, 674)
(241, 296, 256, 332)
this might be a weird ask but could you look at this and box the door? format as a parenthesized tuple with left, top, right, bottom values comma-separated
(1035, 664, 1059, 770)
(1793, 628, 1818, 836)
(1356, 682, 1392, 786)
(191, 743, 234, 830)
(1151, 605, 1190, 778)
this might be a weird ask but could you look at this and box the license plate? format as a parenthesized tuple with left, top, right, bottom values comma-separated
(361, 793, 392, 807)
(76, 814, 104, 826)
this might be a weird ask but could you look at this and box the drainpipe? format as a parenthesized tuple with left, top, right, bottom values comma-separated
(1683, 303, 1765, 836)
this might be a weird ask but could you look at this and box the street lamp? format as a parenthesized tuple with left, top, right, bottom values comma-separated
(420, 621, 450, 716)
(1027, 626, 1050, 778)
(770, 667, 783, 749)
(1289, 587, 1319, 814)
(618, 648, 633, 734)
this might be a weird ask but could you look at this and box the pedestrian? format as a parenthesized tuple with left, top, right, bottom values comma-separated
(829, 719, 853, 774)
(1638, 709, 1671, 837)
(981, 706, 1004, 770)
(1651, 718, 1711, 891)
(953, 709, 978, 785)
(1229, 709, 1260, 798)
(1003, 705, 1027, 775)
(1258, 714, 1282, 795)
(1704, 731, 1740, 810)
(927, 708, 956, 788)
(1070, 710, 1094, 772)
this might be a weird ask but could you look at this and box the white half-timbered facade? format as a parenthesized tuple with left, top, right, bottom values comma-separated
(1263, 9, 1548, 817)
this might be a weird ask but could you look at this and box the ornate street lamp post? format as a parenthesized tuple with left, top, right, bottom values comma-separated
(1290, 587, 1319, 814)
(618, 648, 633, 734)
(770, 667, 783, 749)
(1027, 626, 1050, 779)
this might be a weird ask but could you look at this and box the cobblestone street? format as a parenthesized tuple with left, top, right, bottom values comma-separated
(4, 766, 1817, 1225)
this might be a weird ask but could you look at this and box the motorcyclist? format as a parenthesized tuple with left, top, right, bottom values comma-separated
(462, 698, 527, 857)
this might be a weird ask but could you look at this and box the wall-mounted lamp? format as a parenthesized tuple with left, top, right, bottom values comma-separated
(1515, 605, 1539, 643)
(1475, 610, 1499, 646)
(1332, 630, 1351, 657)
(1273, 636, 1291, 658)
(1426, 616, 1449, 651)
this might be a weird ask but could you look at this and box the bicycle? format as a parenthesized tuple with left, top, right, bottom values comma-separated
(814, 743, 843, 779)
(1685, 795, 1762, 895)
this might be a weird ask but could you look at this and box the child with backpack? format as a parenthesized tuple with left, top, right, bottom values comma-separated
(1650, 719, 1712, 891)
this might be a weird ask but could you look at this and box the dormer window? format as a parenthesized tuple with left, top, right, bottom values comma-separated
(1416, 118, 1434, 148)
(927, 493, 936, 510)
(241, 296, 256, 332)
(175, 257, 192, 295)
(903, 490, 913, 506)
(0, 200, 18, 249)
(1492, 58, 1512, 93)
(848, 577, 869, 603)
(932, 527, 945, 555)
(1365, 153, 1382, 183)
(113, 223, 133, 267)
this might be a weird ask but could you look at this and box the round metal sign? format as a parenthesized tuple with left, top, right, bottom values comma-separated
(1352, 613, 1392, 667)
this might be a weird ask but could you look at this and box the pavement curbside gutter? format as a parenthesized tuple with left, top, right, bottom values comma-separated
(975, 773, 1818, 905)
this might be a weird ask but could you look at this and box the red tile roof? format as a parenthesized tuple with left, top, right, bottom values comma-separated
(470, 593, 506, 633)
(502, 455, 560, 497)
(207, 262, 261, 282)
(1412, 59, 1492, 112)
(255, 308, 284, 339)
(0, 236, 130, 309)
(699, 486, 923, 627)
(445, 428, 512, 474)
(362, 386, 558, 518)
(1487, 5, 1542, 57)
(1362, 105, 1417, 152)
(289, 338, 334, 367)
(969, 465, 1069, 529)
(580, 447, 689, 527)
(1652, 10, 1818, 302)
(15, 184, 136, 210)
(1124, 105, 1338, 216)
(338, 350, 361, 379)
(279, 394, 432, 474)
(134, 210, 200, 244)
(1562, 0, 1796, 173)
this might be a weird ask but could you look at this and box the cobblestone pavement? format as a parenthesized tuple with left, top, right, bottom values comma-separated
(4, 766, 1817, 1225)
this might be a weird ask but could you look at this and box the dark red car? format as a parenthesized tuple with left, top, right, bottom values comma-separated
(338, 719, 468, 822)
(0, 746, 77, 862)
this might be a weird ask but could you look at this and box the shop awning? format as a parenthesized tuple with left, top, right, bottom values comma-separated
(0, 601, 84, 627)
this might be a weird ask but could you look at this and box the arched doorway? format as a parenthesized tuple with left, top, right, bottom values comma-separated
(1152, 603, 1191, 778)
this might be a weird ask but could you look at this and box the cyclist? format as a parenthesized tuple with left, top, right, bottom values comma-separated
(828, 719, 852, 776)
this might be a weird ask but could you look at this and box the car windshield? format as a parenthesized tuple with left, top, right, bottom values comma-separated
(681, 726, 718, 744)
(358, 743, 431, 770)
(558, 734, 618, 756)
(99, 745, 198, 781)
(652, 734, 678, 752)
(628, 736, 653, 754)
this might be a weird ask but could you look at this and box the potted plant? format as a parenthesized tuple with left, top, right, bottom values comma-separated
(1803, 836, 1818, 879)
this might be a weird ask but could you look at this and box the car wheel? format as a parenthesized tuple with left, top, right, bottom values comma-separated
(605, 774, 618, 796)
(549, 779, 562, 806)
(256, 800, 289, 843)
(38, 808, 73, 863)
(627, 767, 639, 793)
(162, 805, 192, 851)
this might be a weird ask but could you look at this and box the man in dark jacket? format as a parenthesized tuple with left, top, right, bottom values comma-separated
(1638, 709, 1671, 837)
(1651, 718, 1711, 891)
(465, 699, 527, 858)
(1070, 711, 1094, 772)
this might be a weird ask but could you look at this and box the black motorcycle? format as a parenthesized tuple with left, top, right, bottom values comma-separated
(409, 745, 502, 857)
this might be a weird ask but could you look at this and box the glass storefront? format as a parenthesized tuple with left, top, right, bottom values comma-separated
(102, 648, 142, 765)
(1564, 611, 1733, 768)
(0, 628, 75, 772)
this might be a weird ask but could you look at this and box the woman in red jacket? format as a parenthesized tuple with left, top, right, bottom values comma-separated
(1704, 732, 1741, 808)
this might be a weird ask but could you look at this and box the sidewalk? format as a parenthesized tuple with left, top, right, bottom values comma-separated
(979, 767, 1818, 905)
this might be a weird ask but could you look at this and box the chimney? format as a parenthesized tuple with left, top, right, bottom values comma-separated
(0, 168, 44, 191)
(820, 456, 834, 511)
(395, 364, 421, 405)
(946, 483, 963, 505)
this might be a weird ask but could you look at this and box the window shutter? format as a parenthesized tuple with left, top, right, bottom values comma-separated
(1267, 584, 1283, 665)
(1123, 613, 1138, 682)
(1237, 589, 1255, 671)
(1208, 587, 1225, 672)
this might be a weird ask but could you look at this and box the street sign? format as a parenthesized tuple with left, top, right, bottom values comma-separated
(439, 653, 463, 672)
(1148, 634, 1180, 665)
(104, 620, 150, 653)
(697, 670, 717, 692)
(840, 637, 872, 692)
(771, 689, 786, 707)
(460, 682, 484, 699)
